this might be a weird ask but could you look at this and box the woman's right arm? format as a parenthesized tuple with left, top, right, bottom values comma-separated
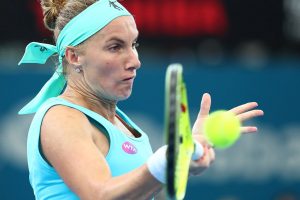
(41, 105, 162, 200)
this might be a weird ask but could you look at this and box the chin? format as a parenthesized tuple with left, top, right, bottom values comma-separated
(116, 91, 132, 101)
(118, 96, 130, 101)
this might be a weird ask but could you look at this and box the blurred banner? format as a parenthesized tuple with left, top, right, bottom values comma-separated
(1, 0, 286, 45)
(1, 59, 300, 200)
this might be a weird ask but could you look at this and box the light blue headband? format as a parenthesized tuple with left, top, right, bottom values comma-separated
(18, 0, 131, 114)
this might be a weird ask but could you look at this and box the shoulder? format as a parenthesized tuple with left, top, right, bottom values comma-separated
(39, 104, 99, 165)
(39, 104, 112, 185)
(41, 104, 93, 140)
(46, 104, 87, 120)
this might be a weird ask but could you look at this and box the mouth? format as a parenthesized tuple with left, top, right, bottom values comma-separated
(122, 75, 136, 82)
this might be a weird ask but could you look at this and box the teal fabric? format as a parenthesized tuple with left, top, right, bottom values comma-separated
(19, 66, 66, 115)
(27, 97, 153, 199)
(18, 0, 131, 115)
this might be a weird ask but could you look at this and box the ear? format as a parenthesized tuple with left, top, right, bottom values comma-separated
(65, 46, 81, 66)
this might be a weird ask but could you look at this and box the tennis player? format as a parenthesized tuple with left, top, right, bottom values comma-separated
(19, 0, 263, 199)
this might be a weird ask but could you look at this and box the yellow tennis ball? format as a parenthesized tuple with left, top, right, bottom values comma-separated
(204, 110, 241, 149)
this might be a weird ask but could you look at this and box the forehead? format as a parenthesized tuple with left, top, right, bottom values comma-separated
(94, 16, 138, 41)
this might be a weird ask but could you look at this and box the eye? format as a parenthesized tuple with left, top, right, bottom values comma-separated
(132, 42, 139, 49)
(109, 44, 122, 52)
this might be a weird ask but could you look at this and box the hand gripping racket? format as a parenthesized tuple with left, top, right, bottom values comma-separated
(164, 64, 203, 200)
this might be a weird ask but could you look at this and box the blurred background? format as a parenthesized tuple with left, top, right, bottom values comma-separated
(1, 0, 300, 199)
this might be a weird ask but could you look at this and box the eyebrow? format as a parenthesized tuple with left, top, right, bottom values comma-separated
(105, 34, 139, 44)
(105, 37, 125, 44)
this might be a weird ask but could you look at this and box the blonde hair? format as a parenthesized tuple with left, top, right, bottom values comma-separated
(40, 0, 97, 74)
(41, 0, 97, 40)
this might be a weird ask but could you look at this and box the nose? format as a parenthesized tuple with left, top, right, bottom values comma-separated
(125, 48, 141, 70)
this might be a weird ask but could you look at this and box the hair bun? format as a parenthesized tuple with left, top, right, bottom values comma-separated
(41, 0, 67, 31)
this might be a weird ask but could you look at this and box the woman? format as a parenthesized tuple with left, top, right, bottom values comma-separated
(19, 0, 263, 199)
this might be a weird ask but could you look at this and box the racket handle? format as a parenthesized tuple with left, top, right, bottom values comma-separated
(192, 141, 204, 161)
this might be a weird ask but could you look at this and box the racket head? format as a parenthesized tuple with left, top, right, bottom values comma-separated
(165, 64, 194, 200)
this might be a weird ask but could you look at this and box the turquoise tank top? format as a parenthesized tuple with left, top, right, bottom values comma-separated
(27, 97, 153, 200)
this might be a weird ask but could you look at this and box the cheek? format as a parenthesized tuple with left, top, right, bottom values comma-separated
(83, 52, 121, 87)
(89, 61, 119, 89)
(87, 58, 113, 75)
(100, 62, 119, 77)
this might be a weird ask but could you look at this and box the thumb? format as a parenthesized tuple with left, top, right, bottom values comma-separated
(192, 93, 211, 134)
(198, 93, 211, 119)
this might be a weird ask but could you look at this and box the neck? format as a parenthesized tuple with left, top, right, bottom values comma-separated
(61, 83, 117, 122)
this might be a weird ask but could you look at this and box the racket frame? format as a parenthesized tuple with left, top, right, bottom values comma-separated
(165, 64, 194, 200)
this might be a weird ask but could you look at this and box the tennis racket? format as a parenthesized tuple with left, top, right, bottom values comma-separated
(165, 64, 201, 200)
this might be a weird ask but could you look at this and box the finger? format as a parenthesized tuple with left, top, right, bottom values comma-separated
(241, 126, 258, 133)
(207, 147, 215, 164)
(229, 102, 259, 115)
(189, 145, 215, 176)
(193, 134, 212, 147)
(237, 109, 264, 122)
(195, 146, 211, 166)
(189, 159, 209, 176)
(193, 145, 214, 167)
(197, 93, 211, 119)
(192, 93, 211, 135)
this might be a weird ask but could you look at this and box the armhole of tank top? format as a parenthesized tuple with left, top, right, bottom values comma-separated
(37, 103, 113, 167)
(87, 116, 111, 146)
(38, 134, 52, 167)
(38, 104, 56, 167)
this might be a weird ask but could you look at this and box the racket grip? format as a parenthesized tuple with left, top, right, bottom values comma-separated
(192, 141, 204, 161)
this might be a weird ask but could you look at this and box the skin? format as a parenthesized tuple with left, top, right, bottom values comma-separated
(40, 16, 264, 200)
(190, 93, 264, 175)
